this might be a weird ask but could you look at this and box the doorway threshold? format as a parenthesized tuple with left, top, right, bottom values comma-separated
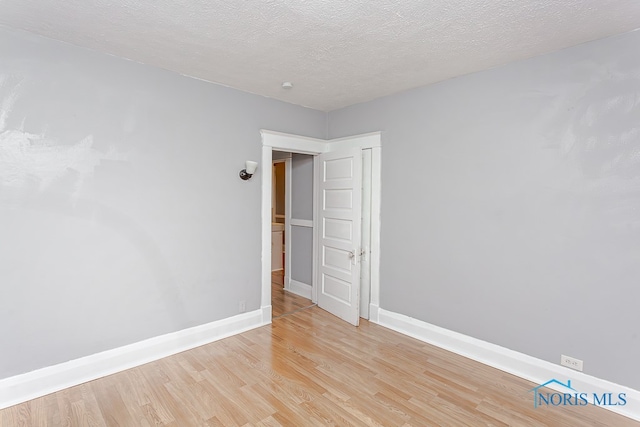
(272, 303, 317, 320)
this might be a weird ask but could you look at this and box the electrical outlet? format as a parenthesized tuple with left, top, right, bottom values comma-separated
(561, 354, 583, 371)
(238, 300, 246, 313)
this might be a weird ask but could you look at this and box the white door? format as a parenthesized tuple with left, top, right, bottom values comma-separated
(317, 147, 362, 326)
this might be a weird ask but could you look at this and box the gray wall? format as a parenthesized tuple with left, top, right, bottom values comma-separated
(290, 154, 313, 285)
(0, 25, 326, 379)
(290, 227, 313, 285)
(329, 30, 640, 390)
(291, 154, 313, 220)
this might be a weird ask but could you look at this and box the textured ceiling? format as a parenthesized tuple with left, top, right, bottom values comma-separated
(1, 0, 640, 111)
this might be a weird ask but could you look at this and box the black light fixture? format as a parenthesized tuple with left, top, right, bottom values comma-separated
(239, 161, 258, 180)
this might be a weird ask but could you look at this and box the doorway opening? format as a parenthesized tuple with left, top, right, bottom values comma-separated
(260, 131, 381, 326)
(271, 151, 316, 318)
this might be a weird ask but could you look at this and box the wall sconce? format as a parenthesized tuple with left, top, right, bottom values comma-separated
(239, 161, 258, 180)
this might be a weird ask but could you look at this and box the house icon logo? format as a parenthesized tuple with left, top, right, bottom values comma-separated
(529, 379, 627, 408)
(529, 379, 577, 408)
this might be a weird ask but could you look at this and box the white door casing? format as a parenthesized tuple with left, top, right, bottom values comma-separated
(260, 130, 381, 326)
(360, 149, 372, 319)
(317, 147, 363, 326)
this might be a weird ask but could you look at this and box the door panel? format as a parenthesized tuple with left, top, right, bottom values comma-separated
(323, 218, 352, 242)
(317, 147, 362, 326)
(323, 246, 352, 275)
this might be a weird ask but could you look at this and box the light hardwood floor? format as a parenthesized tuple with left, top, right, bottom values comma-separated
(2, 307, 639, 426)
(271, 280, 314, 318)
(271, 270, 285, 287)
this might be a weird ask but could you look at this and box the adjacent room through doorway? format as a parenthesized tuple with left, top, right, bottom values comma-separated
(271, 150, 315, 318)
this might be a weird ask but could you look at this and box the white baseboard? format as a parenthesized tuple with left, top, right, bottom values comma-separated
(0, 309, 265, 410)
(369, 303, 380, 323)
(287, 279, 312, 299)
(374, 308, 640, 422)
(261, 305, 272, 324)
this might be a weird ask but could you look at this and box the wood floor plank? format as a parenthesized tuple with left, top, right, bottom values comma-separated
(141, 365, 202, 425)
(251, 383, 317, 426)
(321, 391, 387, 427)
(1, 303, 639, 426)
(253, 415, 283, 427)
(90, 383, 140, 426)
(194, 377, 249, 426)
(25, 394, 56, 427)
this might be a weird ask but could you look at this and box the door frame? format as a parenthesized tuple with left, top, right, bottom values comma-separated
(260, 130, 382, 324)
(360, 148, 373, 320)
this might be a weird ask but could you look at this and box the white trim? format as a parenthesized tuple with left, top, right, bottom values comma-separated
(311, 155, 320, 304)
(374, 308, 640, 422)
(327, 132, 382, 151)
(0, 310, 265, 410)
(284, 158, 292, 289)
(369, 146, 382, 310)
(288, 279, 313, 299)
(261, 305, 272, 324)
(369, 304, 380, 323)
(291, 218, 313, 228)
(261, 130, 328, 154)
(359, 148, 372, 320)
